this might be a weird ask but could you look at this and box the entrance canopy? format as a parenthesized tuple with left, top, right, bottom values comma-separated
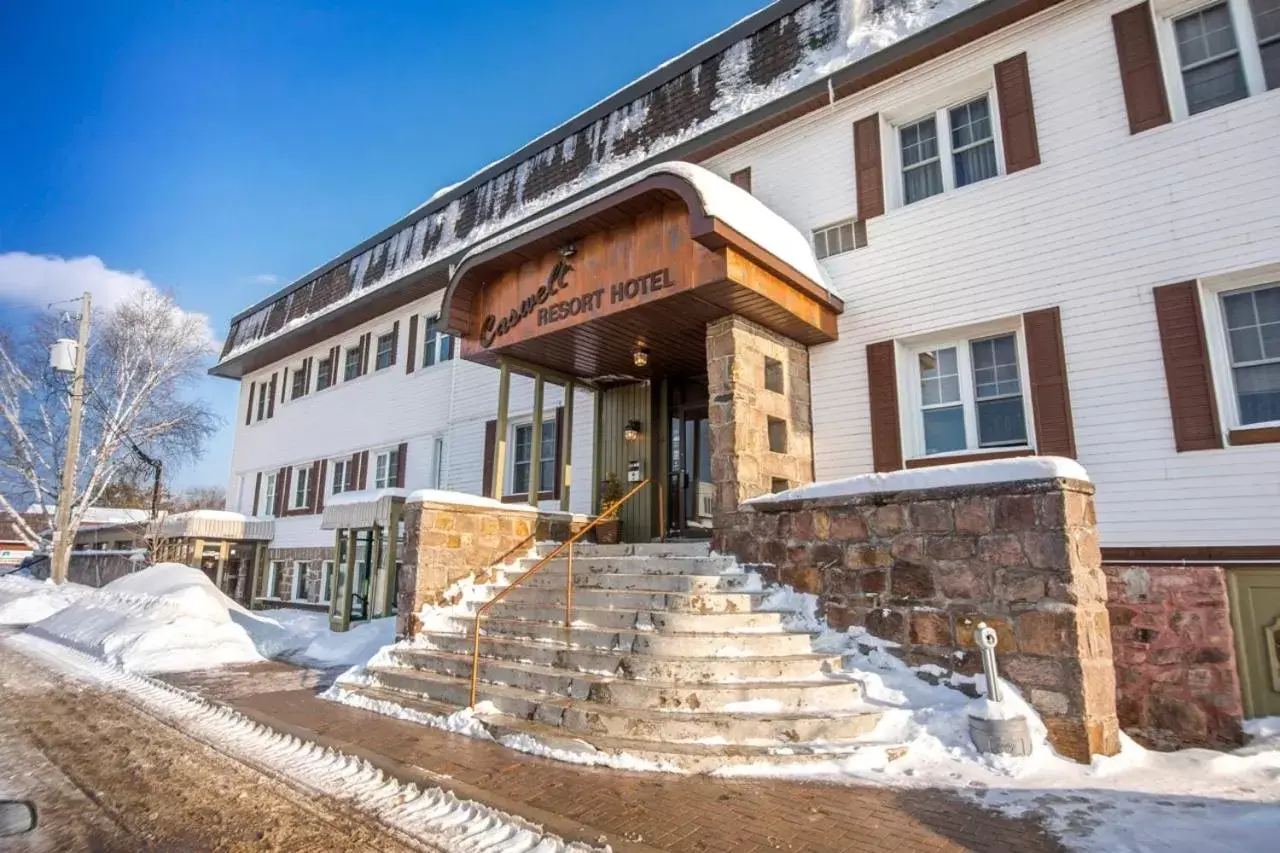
(440, 162, 844, 380)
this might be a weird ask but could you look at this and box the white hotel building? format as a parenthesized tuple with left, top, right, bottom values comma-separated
(211, 0, 1280, 742)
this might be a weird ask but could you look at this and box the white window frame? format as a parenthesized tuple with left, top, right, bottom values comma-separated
(343, 344, 363, 382)
(883, 77, 1006, 210)
(330, 458, 351, 495)
(261, 473, 277, 518)
(898, 318, 1037, 461)
(256, 380, 269, 421)
(1153, 0, 1274, 121)
(373, 448, 399, 490)
(291, 560, 311, 601)
(506, 417, 556, 497)
(1199, 263, 1280, 434)
(265, 560, 284, 599)
(432, 436, 446, 489)
(315, 354, 335, 391)
(320, 560, 334, 603)
(374, 330, 396, 371)
(422, 314, 457, 368)
(812, 219, 859, 260)
(291, 465, 310, 510)
(289, 363, 308, 400)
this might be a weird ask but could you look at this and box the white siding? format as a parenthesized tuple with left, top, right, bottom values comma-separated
(703, 0, 1280, 547)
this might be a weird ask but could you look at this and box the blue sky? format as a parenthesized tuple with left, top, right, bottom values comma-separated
(0, 0, 761, 491)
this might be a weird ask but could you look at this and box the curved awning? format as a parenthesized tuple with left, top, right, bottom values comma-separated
(440, 162, 843, 380)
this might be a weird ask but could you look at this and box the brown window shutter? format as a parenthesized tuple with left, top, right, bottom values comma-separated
(1154, 282, 1224, 451)
(405, 315, 419, 374)
(994, 53, 1040, 174)
(348, 452, 361, 491)
(552, 407, 565, 499)
(274, 467, 288, 516)
(359, 450, 370, 489)
(395, 441, 408, 488)
(267, 374, 277, 418)
(390, 320, 400, 366)
(245, 384, 255, 426)
(729, 167, 752, 193)
(1112, 3, 1171, 134)
(252, 472, 262, 515)
(307, 460, 322, 510)
(1023, 307, 1077, 458)
(853, 114, 884, 221)
(314, 461, 327, 512)
(482, 420, 498, 498)
(866, 341, 903, 472)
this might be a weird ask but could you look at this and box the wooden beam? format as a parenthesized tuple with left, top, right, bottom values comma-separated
(493, 360, 511, 499)
(529, 373, 545, 507)
(560, 381, 575, 512)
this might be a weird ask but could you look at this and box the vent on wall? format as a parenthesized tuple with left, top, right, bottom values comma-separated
(813, 219, 866, 259)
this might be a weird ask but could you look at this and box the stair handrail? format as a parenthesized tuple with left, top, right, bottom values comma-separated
(468, 477, 651, 707)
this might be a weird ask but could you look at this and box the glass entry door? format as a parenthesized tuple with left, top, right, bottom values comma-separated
(668, 389, 713, 537)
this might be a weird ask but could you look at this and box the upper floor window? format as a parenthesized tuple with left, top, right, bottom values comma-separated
(315, 356, 334, 391)
(375, 332, 395, 370)
(1160, 0, 1278, 117)
(291, 465, 311, 509)
(290, 367, 308, 400)
(899, 94, 998, 206)
(511, 422, 555, 496)
(331, 458, 350, 494)
(261, 472, 277, 517)
(1220, 282, 1280, 425)
(1257, 0, 1280, 87)
(256, 381, 269, 421)
(423, 316, 455, 368)
(908, 331, 1030, 457)
(343, 346, 362, 382)
(373, 448, 399, 490)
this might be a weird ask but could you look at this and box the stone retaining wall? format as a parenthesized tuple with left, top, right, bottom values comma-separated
(720, 475, 1120, 762)
(1103, 563, 1243, 748)
(396, 498, 580, 639)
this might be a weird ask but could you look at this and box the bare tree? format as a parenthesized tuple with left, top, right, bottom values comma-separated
(172, 486, 226, 512)
(0, 289, 221, 550)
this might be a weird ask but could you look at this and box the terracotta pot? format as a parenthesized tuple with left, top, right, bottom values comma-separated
(594, 519, 621, 545)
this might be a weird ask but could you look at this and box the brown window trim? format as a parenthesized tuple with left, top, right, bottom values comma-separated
(500, 491, 555, 504)
(1228, 426, 1280, 446)
(904, 448, 1033, 469)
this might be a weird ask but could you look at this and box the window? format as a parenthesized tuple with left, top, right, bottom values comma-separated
(423, 315, 456, 368)
(764, 357, 785, 394)
(292, 465, 310, 509)
(1174, 4, 1248, 114)
(910, 332, 1029, 457)
(344, 346, 362, 381)
(899, 94, 998, 205)
(290, 367, 308, 400)
(265, 560, 284, 599)
(316, 356, 334, 391)
(320, 560, 334, 603)
(1252, 0, 1280, 88)
(256, 381, 268, 421)
(374, 448, 399, 489)
(293, 561, 311, 601)
(1220, 283, 1280, 425)
(813, 220, 860, 259)
(261, 473, 277, 517)
(375, 332, 395, 370)
(432, 436, 446, 489)
(511, 423, 555, 496)
(331, 458, 350, 495)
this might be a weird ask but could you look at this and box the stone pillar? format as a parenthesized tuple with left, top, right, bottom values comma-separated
(706, 315, 813, 551)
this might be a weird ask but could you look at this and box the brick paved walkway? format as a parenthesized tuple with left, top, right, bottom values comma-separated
(166, 663, 1064, 853)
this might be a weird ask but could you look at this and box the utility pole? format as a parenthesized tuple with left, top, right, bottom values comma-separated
(51, 291, 91, 585)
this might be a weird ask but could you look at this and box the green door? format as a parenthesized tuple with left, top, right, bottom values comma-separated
(1228, 568, 1280, 718)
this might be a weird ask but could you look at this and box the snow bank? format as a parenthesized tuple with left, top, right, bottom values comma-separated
(0, 576, 89, 625)
(256, 608, 396, 667)
(747, 456, 1090, 505)
(25, 564, 267, 673)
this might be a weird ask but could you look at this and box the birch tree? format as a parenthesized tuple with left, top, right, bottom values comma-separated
(0, 289, 220, 549)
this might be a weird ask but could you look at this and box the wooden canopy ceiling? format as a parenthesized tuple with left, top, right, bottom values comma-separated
(440, 171, 843, 382)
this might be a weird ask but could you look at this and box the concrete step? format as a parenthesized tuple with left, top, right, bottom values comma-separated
(341, 684, 902, 773)
(381, 651, 858, 712)
(519, 571, 759, 594)
(470, 603, 786, 633)
(483, 586, 771, 614)
(515, 554, 740, 576)
(359, 668, 880, 744)
(451, 617, 816, 656)
(401, 635, 843, 682)
(535, 541, 712, 559)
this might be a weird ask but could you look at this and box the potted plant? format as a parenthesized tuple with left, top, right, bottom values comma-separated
(595, 475, 625, 544)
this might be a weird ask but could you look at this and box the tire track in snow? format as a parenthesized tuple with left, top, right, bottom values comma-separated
(5, 633, 605, 853)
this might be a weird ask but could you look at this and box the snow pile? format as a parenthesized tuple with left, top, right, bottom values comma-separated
(0, 575, 90, 625)
(748, 456, 1090, 505)
(256, 608, 396, 668)
(25, 564, 268, 673)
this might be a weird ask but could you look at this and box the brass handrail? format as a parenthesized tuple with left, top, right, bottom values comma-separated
(468, 477, 651, 707)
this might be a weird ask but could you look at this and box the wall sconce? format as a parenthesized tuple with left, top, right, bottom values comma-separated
(632, 345, 649, 368)
(623, 419, 643, 442)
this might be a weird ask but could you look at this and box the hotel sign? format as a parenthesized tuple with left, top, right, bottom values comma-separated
(479, 256, 677, 349)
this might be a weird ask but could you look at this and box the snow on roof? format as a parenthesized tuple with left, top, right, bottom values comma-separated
(459, 161, 833, 293)
(405, 489, 546, 514)
(26, 505, 152, 526)
(324, 488, 408, 508)
(216, 0, 983, 368)
(746, 456, 1091, 506)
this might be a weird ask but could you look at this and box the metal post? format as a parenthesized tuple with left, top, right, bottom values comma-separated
(560, 381, 574, 513)
(976, 622, 1003, 702)
(493, 361, 510, 500)
(529, 373, 544, 506)
(51, 291, 91, 584)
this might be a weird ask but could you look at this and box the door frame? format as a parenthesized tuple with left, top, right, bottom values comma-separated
(1227, 566, 1280, 718)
